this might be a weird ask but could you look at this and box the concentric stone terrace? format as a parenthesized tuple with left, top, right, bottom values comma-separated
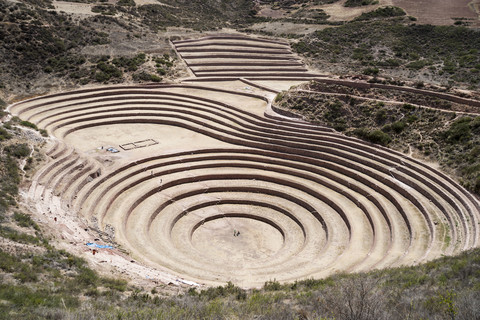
(173, 35, 321, 79)
(9, 35, 480, 287)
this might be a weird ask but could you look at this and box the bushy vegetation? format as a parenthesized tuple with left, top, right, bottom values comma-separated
(0, 99, 7, 119)
(0, 0, 257, 92)
(0, 0, 110, 87)
(133, 71, 162, 83)
(0, 152, 23, 215)
(112, 52, 146, 71)
(0, 119, 44, 215)
(258, 0, 339, 10)
(68, 53, 174, 84)
(354, 6, 406, 21)
(13, 211, 40, 230)
(345, 0, 379, 7)
(293, 17, 480, 86)
(91, 4, 117, 15)
(0, 245, 129, 314)
(117, 0, 135, 6)
(440, 116, 480, 193)
(354, 127, 392, 146)
(0, 243, 478, 319)
(3, 143, 30, 159)
(0, 127, 11, 142)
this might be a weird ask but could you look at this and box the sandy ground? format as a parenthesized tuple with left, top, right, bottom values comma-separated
(53, 1, 99, 17)
(64, 123, 233, 162)
(249, 80, 312, 92)
(177, 79, 277, 101)
(248, 22, 335, 36)
(315, 0, 391, 21)
(257, 6, 288, 19)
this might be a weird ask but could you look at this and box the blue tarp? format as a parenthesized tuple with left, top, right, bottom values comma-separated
(86, 242, 113, 249)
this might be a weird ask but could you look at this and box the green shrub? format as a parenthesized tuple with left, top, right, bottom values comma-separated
(382, 124, 392, 132)
(376, 58, 401, 67)
(471, 116, 480, 133)
(443, 117, 472, 143)
(0, 126, 11, 141)
(154, 54, 173, 68)
(375, 108, 387, 123)
(475, 176, 480, 193)
(345, 0, 378, 7)
(112, 53, 147, 71)
(92, 5, 117, 15)
(264, 280, 282, 291)
(355, 6, 406, 21)
(101, 277, 128, 292)
(0, 251, 23, 273)
(199, 282, 246, 301)
(76, 267, 98, 287)
(95, 61, 122, 81)
(407, 115, 418, 123)
(133, 72, 162, 82)
(406, 59, 431, 70)
(15, 266, 39, 283)
(4, 143, 30, 158)
(150, 74, 162, 82)
(363, 67, 379, 76)
(117, 0, 135, 6)
(0, 154, 21, 214)
(19, 120, 38, 130)
(402, 103, 416, 111)
(292, 41, 311, 54)
(354, 128, 392, 146)
(391, 121, 406, 133)
(0, 226, 40, 244)
(274, 92, 285, 103)
(13, 212, 40, 230)
(95, 71, 110, 82)
(0, 283, 79, 308)
(368, 129, 392, 145)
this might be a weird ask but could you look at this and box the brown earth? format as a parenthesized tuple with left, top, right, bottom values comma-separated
(393, 0, 480, 26)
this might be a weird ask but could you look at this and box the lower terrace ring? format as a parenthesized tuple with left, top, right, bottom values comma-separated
(8, 35, 480, 287)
